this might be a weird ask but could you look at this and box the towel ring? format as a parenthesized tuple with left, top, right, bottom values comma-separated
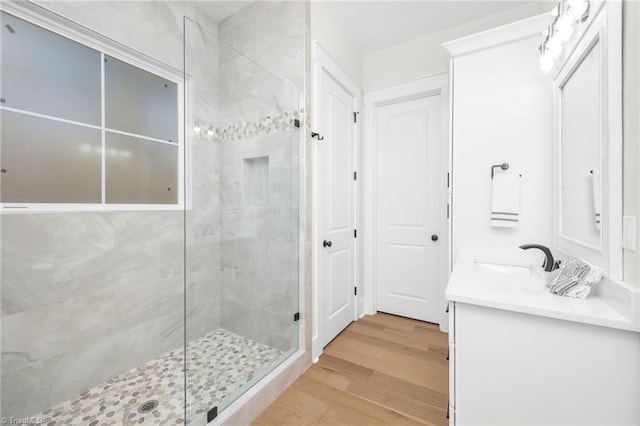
(491, 163, 509, 179)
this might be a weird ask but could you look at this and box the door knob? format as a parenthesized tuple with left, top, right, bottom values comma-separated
(323, 240, 332, 248)
(431, 234, 439, 242)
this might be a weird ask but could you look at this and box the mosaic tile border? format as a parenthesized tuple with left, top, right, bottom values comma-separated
(195, 110, 303, 144)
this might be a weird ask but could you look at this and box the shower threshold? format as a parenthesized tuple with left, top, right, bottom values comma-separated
(32, 328, 283, 426)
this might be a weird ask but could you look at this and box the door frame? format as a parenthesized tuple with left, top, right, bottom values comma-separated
(312, 42, 363, 362)
(363, 73, 450, 331)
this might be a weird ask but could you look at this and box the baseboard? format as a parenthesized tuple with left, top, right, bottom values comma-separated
(213, 350, 310, 425)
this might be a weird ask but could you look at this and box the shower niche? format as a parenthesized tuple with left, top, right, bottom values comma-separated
(243, 156, 270, 205)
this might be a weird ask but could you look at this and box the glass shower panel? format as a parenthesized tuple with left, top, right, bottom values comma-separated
(184, 18, 300, 424)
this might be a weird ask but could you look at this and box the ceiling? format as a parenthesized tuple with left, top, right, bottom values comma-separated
(194, 1, 253, 24)
(195, 1, 542, 53)
(321, 1, 537, 54)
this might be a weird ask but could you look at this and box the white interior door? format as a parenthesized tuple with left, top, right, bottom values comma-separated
(319, 71, 356, 346)
(375, 94, 442, 323)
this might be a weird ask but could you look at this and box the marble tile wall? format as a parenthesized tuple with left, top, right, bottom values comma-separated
(0, 1, 222, 419)
(1, 211, 190, 418)
(218, 131, 299, 351)
(219, 1, 305, 92)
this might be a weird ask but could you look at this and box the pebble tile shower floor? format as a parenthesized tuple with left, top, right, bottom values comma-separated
(34, 329, 283, 425)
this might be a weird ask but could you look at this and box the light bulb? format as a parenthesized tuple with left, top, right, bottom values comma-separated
(556, 14, 573, 34)
(568, 0, 587, 10)
(556, 21, 574, 42)
(547, 35, 563, 53)
(567, 5, 579, 20)
(207, 128, 214, 137)
(570, 0, 589, 19)
(548, 43, 562, 59)
(539, 53, 554, 73)
(194, 125, 201, 134)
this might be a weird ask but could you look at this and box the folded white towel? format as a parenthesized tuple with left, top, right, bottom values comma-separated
(591, 169, 602, 231)
(548, 256, 603, 299)
(490, 175, 520, 228)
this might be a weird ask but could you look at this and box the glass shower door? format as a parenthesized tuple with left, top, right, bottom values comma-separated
(183, 17, 300, 424)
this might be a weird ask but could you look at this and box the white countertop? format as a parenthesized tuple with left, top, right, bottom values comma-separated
(446, 252, 640, 332)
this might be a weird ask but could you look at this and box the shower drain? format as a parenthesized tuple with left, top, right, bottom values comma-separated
(137, 400, 159, 414)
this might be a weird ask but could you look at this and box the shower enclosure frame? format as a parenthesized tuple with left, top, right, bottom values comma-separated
(0, 1, 308, 424)
(182, 15, 308, 423)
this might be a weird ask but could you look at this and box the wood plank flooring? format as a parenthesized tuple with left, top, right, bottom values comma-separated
(253, 313, 449, 426)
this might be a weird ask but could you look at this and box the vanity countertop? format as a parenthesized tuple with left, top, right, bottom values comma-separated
(446, 253, 640, 333)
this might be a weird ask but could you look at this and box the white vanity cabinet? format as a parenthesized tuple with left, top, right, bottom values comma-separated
(448, 300, 640, 426)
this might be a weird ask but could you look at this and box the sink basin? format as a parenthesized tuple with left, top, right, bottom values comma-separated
(474, 261, 537, 277)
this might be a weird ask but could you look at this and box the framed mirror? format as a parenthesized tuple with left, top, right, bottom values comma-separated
(553, 1, 622, 279)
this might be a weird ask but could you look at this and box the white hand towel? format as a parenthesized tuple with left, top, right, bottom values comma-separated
(591, 169, 602, 231)
(490, 175, 520, 228)
(549, 256, 603, 299)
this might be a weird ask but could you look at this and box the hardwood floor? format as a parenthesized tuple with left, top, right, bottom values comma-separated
(253, 313, 449, 426)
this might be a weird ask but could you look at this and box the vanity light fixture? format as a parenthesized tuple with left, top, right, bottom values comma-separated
(539, 0, 590, 73)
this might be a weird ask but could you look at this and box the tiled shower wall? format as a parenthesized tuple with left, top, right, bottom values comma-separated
(0, 1, 221, 417)
(217, 1, 305, 352)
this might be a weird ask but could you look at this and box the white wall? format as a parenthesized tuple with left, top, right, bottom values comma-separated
(310, 1, 363, 89)
(623, 0, 640, 288)
(447, 16, 554, 263)
(363, 2, 549, 90)
(362, 1, 640, 290)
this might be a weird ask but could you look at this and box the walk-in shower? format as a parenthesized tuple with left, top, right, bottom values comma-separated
(0, 4, 301, 425)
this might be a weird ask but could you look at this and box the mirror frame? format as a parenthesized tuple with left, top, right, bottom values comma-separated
(553, 0, 622, 279)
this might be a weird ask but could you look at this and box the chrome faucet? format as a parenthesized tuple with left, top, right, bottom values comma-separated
(519, 244, 558, 272)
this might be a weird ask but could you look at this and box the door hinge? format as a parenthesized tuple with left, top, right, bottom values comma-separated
(447, 203, 450, 219)
(353, 111, 359, 123)
(447, 172, 450, 188)
(354, 229, 357, 238)
(293, 312, 300, 322)
(354, 171, 357, 181)
(354, 286, 357, 296)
